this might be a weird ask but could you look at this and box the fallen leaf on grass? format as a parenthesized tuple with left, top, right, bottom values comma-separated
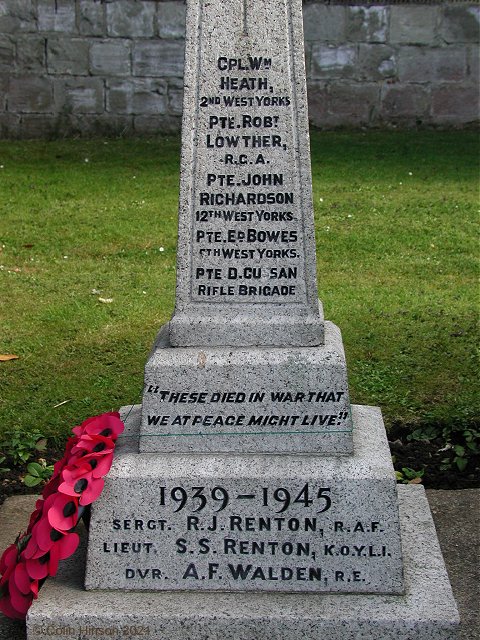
(0, 354, 19, 361)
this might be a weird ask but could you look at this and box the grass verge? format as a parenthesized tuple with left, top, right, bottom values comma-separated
(0, 131, 478, 453)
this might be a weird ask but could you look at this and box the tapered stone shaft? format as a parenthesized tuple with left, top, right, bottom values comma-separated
(169, 0, 324, 347)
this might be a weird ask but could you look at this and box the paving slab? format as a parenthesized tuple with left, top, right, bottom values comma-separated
(427, 489, 480, 640)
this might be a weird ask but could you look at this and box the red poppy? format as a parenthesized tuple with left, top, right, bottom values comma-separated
(23, 494, 56, 556)
(71, 449, 114, 479)
(0, 592, 26, 619)
(25, 543, 71, 580)
(0, 544, 18, 588)
(24, 553, 50, 581)
(72, 412, 123, 440)
(22, 517, 48, 560)
(0, 547, 38, 618)
(23, 516, 79, 577)
(13, 563, 31, 594)
(7, 571, 37, 616)
(71, 433, 115, 456)
(27, 499, 45, 532)
(41, 436, 78, 500)
(58, 463, 105, 506)
(51, 436, 78, 480)
(47, 492, 79, 532)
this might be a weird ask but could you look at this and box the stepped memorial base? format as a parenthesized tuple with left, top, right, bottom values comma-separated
(25, 404, 459, 639)
(26, 483, 459, 639)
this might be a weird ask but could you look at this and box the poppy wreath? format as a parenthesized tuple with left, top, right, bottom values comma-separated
(0, 411, 124, 619)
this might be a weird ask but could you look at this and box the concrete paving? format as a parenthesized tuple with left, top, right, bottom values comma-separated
(427, 490, 480, 640)
(0, 490, 478, 639)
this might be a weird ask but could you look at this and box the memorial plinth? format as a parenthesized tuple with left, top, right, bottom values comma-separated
(27, 484, 459, 640)
(141, 321, 352, 454)
(26, 0, 459, 637)
(86, 405, 403, 593)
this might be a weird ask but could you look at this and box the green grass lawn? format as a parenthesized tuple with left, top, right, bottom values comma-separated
(0, 131, 478, 446)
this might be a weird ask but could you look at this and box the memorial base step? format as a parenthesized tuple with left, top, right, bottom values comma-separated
(85, 404, 403, 594)
(141, 320, 353, 455)
(26, 485, 459, 640)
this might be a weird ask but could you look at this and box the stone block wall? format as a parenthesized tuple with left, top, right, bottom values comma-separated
(304, 3, 479, 128)
(0, 0, 478, 138)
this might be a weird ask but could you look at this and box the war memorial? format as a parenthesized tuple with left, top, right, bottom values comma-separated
(24, 1, 459, 638)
